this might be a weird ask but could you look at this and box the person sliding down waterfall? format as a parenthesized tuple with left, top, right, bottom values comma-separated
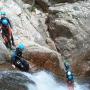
(64, 62, 74, 90)
(0, 12, 15, 49)
(11, 43, 29, 72)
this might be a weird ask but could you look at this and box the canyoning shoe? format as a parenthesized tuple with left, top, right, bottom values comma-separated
(10, 46, 16, 50)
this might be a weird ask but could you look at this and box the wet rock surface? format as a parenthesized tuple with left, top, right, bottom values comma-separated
(0, 71, 34, 90)
(23, 47, 64, 78)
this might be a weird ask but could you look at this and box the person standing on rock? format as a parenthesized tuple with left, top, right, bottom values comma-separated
(0, 12, 15, 49)
(11, 43, 29, 72)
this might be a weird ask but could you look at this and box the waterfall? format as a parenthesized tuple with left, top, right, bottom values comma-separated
(23, 71, 90, 90)
(0, 71, 89, 90)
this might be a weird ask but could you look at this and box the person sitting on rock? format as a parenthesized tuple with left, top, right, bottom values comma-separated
(11, 43, 29, 72)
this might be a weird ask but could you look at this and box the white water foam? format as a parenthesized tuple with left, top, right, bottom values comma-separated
(23, 71, 89, 90)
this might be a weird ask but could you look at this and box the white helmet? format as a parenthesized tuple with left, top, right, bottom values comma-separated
(67, 71, 71, 75)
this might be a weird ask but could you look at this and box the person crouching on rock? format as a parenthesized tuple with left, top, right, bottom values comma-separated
(11, 43, 29, 72)
(0, 12, 15, 49)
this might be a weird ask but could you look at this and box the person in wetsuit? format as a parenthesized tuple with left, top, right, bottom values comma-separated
(0, 12, 15, 49)
(64, 62, 74, 84)
(11, 43, 29, 72)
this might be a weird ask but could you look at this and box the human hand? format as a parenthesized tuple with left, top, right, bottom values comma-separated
(12, 64, 15, 68)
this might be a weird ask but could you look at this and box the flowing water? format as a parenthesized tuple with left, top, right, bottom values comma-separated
(0, 71, 89, 90)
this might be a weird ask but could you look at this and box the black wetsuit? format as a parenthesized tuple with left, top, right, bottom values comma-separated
(0, 17, 15, 48)
(64, 62, 74, 84)
(11, 48, 29, 72)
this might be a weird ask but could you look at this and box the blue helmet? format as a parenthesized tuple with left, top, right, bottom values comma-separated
(18, 43, 25, 50)
(2, 19, 8, 25)
(0, 12, 6, 15)
(68, 75, 73, 81)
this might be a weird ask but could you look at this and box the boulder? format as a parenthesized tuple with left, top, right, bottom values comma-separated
(46, 1, 90, 77)
(0, 72, 33, 90)
(23, 44, 64, 78)
(72, 50, 90, 77)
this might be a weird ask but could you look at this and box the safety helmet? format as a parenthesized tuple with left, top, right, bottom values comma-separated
(0, 12, 6, 15)
(67, 71, 72, 76)
(18, 43, 25, 50)
(2, 19, 8, 25)
(68, 75, 73, 81)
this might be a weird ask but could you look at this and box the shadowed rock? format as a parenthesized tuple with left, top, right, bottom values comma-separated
(0, 71, 35, 90)
(23, 47, 64, 78)
(46, 1, 90, 77)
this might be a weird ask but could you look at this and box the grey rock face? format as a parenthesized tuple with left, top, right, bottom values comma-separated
(46, 38, 57, 51)
(0, 71, 35, 90)
(22, 0, 87, 11)
(47, 1, 90, 76)
(0, 0, 48, 47)
(23, 45, 64, 78)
